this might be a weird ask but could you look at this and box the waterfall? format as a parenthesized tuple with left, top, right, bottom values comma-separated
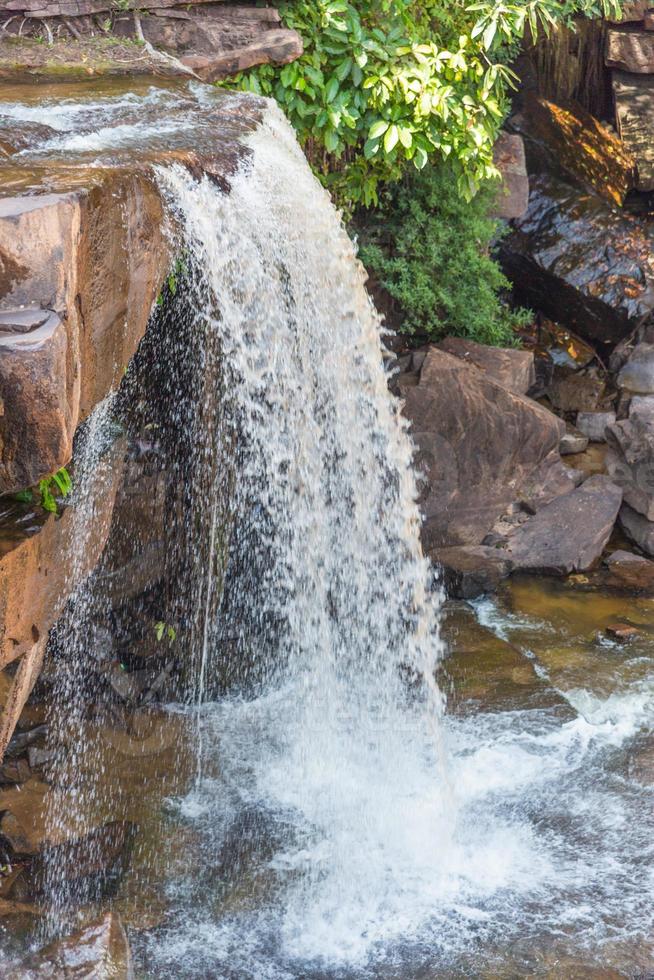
(141, 102, 450, 974)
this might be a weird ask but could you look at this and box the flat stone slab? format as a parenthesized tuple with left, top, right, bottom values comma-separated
(613, 70, 654, 191)
(501, 475, 623, 575)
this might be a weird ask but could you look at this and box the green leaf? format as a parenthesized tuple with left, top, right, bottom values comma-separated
(384, 124, 399, 153)
(368, 119, 389, 139)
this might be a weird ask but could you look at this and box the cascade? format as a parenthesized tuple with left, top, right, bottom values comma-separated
(1, 81, 652, 980)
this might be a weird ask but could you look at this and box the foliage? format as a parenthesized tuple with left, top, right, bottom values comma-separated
(13, 467, 72, 514)
(225, 0, 625, 210)
(155, 621, 177, 644)
(357, 162, 530, 344)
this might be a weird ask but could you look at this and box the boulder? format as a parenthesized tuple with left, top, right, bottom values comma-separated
(509, 94, 636, 206)
(576, 411, 617, 443)
(605, 549, 654, 591)
(613, 71, 654, 191)
(619, 501, 654, 555)
(617, 342, 654, 393)
(500, 174, 654, 346)
(401, 347, 575, 550)
(491, 132, 529, 219)
(606, 399, 654, 518)
(560, 423, 589, 456)
(499, 476, 623, 574)
(0, 639, 46, 763)
(606, 28, 654, 73)
(436, 336, 535, 395)
(7, 911, 133, 980)
(432, 545, 513, 599)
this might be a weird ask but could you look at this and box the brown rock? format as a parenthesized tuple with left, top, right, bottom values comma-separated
(605, 548, 654, 591)
(619, 501, 654, 555)
(436, 336, 535, 395)
(7, 911, 133, 980)
(560, 423, 589, 456)
(607, 27, 654, 73)
(0, 778, 49, 854)
(605, 622, 640, 641)
(402, 347, 574, 550)
(500, 476, 623, 575)
(510, 95, 636, 206)
(0, 176, 168, 496)
(548, 373, 605, 413)
(431, 545, 513, 599)
(606, 398, 654, 518)
(0, 639, 46, 763)
(491, 132, 529, 219)
(500, 173, 654, 345)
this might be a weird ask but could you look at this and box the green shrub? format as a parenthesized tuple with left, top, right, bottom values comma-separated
(357, 162, 530, 345)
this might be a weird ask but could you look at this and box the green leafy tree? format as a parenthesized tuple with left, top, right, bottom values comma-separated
(357, 162, 531, 345)
(225, 0, 624, 210)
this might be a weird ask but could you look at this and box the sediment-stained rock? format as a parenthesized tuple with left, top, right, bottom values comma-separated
(613, 71, 654, 191)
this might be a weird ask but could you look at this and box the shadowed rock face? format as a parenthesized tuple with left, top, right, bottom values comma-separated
(499, 174, 654, 346)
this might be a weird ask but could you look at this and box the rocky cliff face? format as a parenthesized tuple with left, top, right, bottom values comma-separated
(0, 80, 262, 763)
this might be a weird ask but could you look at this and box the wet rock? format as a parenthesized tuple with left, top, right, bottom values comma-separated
(618, 501, 654, 555)
(509, 94, 636, 206)
(617, 342, 654, 393)
(499, 173, 654, 345)
(605, 549, 654, 591)
(500, 476, 623, 575)
(431, 545, 513, 599)
(605, 622, 640, 641)
(613, 71, 654, 191)
(30, 820, 135, 900)
(576, 411, 616, 443)
(436, 336, 535, 395)
(606, 28, 654, 73)
(7, 911, 133, 980)
(606, 399, 654, 518)
(401, 347, 574, 550)
(491, 132, 529, 219)
(560, 423, 589, 456)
